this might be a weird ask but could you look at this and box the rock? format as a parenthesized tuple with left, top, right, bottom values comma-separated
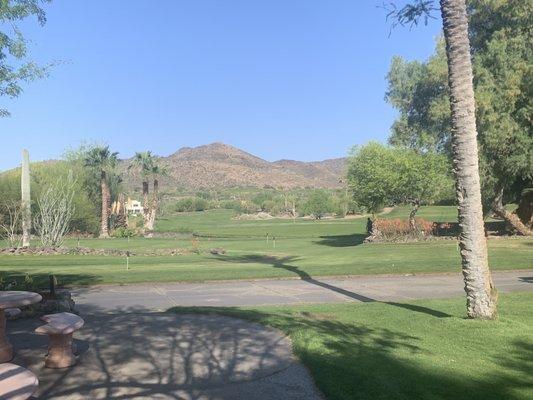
(210, 248, 226, 255)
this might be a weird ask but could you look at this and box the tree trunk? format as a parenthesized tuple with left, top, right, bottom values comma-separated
(144, 179, 158, 238)
(142, 181, 150, 236)
(515, 189, 533, 229)
(99, 171, 110, 238)
(21, 149, 31, 247)
(492, 187, 533, 236)
(409, 200, 420, 232)
(440, 0, 497, 319)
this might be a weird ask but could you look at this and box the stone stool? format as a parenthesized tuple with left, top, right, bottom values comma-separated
(5, 308, 21, 320)
(0, 363, 38, 400)
(35, 312, 84, 369)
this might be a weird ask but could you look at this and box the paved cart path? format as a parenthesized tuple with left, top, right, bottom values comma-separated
(73, 270, 533, 313)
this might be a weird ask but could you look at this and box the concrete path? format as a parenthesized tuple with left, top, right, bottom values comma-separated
(74, 270, 533, 313)
(9, 314, 323, 400)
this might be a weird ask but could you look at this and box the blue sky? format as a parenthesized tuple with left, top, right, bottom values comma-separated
(0, 0, 442, 170)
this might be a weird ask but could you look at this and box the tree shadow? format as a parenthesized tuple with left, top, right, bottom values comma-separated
(8, 306, 324, 399)
(165, 306, 533, 400)
(0, 270, 101, 290)
(214, 254, 452, 318)
(314, 233, 367, 247)
(384, 302, 452, 318)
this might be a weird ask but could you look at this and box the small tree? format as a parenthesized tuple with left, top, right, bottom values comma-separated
(303, 190, 334, 219)
(0, 201, 22, 248)
(21, 149, 31, 247)
(34, 173, 76, 248)
(347, 142, 452, 230)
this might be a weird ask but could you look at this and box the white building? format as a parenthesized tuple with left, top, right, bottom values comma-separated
(125, 198, 143, 215)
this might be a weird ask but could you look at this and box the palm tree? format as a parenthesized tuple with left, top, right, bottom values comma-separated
(84, 146, 119, 238)
(145, 163, 166, 236)
(438, 0, 496, 318)
(130, 151, 164, 237)
(388, 0, 497, 318)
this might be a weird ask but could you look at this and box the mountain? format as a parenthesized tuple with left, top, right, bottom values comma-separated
(122, 143, 346, 190)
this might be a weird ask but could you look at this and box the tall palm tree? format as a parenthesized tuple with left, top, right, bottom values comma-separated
(388, 0, 497, 318)
(439, 0, 496, 318)
(130, 151, 164, 237)
(84, 146, 119, 238)
(145, 163, 166, 237)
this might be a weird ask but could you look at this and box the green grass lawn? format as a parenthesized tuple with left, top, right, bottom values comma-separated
(168, 292, 533, 400)
(1, 207, 531, 287)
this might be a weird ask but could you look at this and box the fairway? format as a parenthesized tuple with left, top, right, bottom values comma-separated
(0, 207, 531, 287)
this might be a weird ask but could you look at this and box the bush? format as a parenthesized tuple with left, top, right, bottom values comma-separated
(220, 200, 256, 214)
(174, 197, 210, 212)
(111, 227, 137, 238)
(302, 190, 334, 219)
(373, 218, 435, 240)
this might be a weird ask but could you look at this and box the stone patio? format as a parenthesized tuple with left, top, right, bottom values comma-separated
(8, 313, 323, 400)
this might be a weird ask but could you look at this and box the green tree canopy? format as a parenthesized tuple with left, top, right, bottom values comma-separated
(302, 190, 334, 219)
(1, 0, 51, 116)
(385, 0, 532, 220)
(347, 142, 452, 225)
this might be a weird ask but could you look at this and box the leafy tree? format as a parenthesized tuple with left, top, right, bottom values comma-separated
(387, 0, 497, 318)
(347, 142, 452, 229)
(0, 159, 101, 235)
(386, 0, 533, 235)
(1, 0, 51, 117)
(303, 190, 334, 219)
(251, 192, 274, 212)
(84, 146, 119, 238)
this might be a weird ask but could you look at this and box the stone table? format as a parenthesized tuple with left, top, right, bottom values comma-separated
(0, 291, 42, 363)
(0, 363, 39, 399)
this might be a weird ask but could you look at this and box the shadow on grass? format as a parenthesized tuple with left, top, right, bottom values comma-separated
(314, 234, 367, 247)
(0, 270, 102, 290)
(166, 306, 533, 400)
(215, 254, 452, 318)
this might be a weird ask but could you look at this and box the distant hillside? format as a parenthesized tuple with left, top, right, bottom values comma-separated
(121, 143, 346, 191)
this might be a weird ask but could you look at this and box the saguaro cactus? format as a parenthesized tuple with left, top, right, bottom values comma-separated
(21, 149, 31, 248)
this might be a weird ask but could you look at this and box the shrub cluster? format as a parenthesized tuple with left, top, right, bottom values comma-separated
(373, 218, 435, 240)
(174, 197, 210, 212)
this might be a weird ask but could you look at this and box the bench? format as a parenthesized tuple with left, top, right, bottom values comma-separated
(35, 312, 84, 369)
(0, 363, 38, 400)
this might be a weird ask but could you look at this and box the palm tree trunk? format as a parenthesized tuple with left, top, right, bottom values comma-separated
(100, 171, 110, 238)
(144, 178, 158, 238)
(440, 0, 497, 318)
(142, 181, 149, 235)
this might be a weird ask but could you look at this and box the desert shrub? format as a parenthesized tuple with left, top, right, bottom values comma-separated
(220, 200, 256, 214)
(174, 197, 210, 212)
(111, 227, 137, 238)
(302, 190, 334, 219)
(373, 218, 435, 240)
